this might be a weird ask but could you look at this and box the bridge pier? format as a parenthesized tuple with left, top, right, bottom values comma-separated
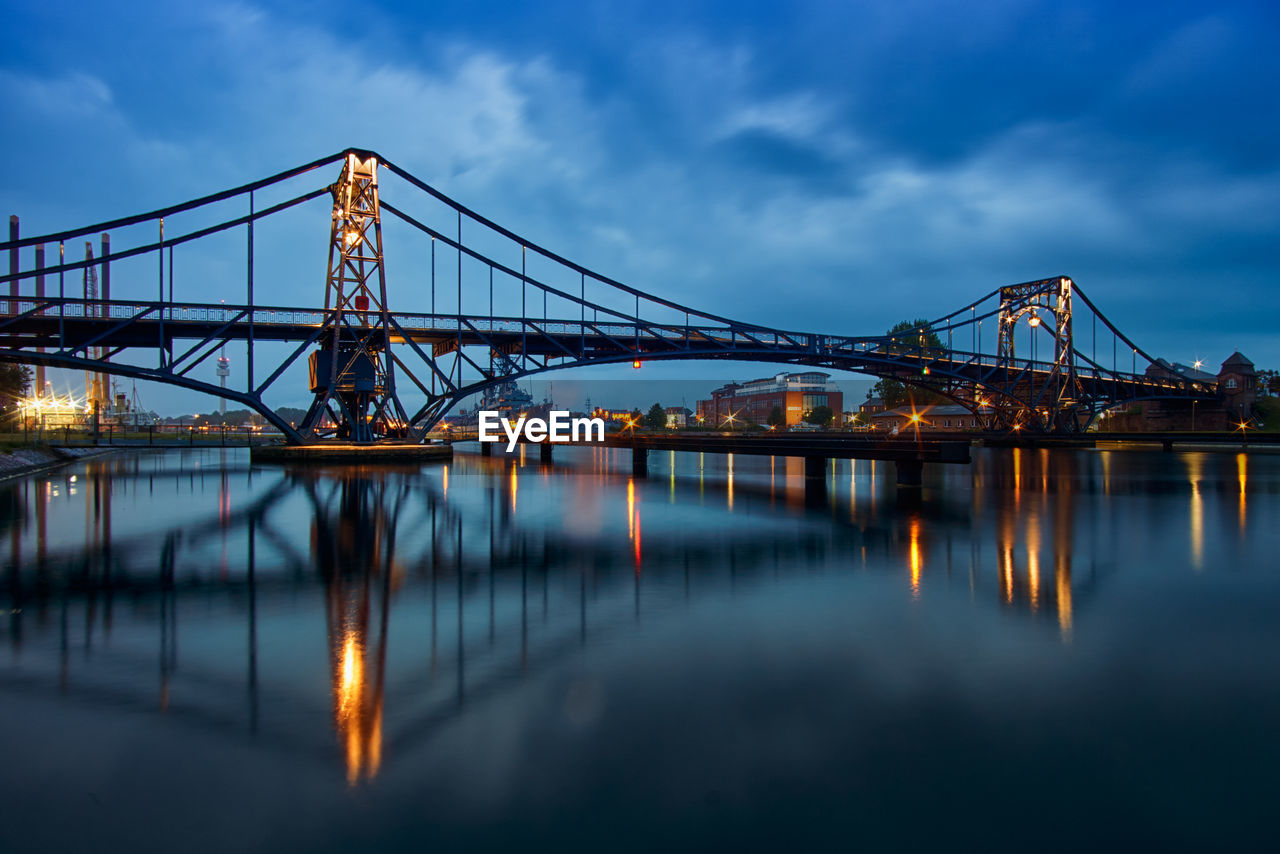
(804, 456, 827, 479)
(632, 447, 648, 477)
(539, 443, 553, 464)
(480, 441, 492, 457)
(804, 475, 827, 507)
(895, 459, 923, 488)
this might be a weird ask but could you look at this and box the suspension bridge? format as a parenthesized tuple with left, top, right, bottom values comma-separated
(1, 149, 1217, 444)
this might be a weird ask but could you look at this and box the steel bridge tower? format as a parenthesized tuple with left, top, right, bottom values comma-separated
(995, 276, 1080, 430)
(300, 154, 410, 443)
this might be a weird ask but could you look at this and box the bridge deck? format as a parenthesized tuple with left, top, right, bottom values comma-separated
(1, 297, 1209, 400)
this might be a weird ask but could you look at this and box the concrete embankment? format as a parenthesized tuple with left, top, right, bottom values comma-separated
(0, 446, 116, 482)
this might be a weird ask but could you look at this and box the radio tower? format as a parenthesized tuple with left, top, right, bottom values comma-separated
(216, 345, 230, 414)
(216, 299, 230, 414)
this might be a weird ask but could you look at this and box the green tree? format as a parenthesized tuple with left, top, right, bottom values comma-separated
(803, 405, 834, 427)
(873, 318, 947, 409)
(0, 363, 32, 424)
(645, 402, 667, 430)
(1258, 368, 1279, 396)
(277, 406, 309, 426)
(767, 404, 786, 428)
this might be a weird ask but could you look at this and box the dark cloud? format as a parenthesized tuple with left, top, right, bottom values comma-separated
(711, 129, 849, 190)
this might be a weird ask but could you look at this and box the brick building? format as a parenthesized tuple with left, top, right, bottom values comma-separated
(1127, 351, 1259, 430)
(869, 404, 982, 433)
(857, 396, 887, 420)
(697, 372, 843, 427)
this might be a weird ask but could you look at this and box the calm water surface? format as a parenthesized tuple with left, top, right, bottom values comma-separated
(1, 444, 1278, 851)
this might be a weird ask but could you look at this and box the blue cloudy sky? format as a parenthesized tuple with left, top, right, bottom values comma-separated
(2, 0, 1277, 413)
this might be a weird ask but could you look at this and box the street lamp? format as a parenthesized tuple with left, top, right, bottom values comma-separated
(1235, 415, 1251, 444)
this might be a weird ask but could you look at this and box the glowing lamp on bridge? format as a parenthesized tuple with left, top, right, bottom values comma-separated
(1028, 313, 1042, 328)
(632, 359, 641, 369)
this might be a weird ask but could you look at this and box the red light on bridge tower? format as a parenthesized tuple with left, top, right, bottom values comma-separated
(632, 359, 641, 369)
(301, 153, 411, 443)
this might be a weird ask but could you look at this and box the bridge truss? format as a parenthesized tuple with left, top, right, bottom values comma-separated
(1, 148, 1215, 441)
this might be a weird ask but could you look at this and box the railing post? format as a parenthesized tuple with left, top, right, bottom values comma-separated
(101, 233, 110, 382)
(158, 219, 166, 368)
(248, 190, 254, 392)
(7, 215, 17, 315)
(34, 243, 45, 398)
(58, 242, 65, 349)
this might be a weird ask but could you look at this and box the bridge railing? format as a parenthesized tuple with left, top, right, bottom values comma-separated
(820, 336, 1210, 400)
(2, 295, 804, 348)
(4, 294, 1210, 403)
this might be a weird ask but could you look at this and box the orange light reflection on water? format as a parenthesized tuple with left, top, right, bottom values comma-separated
(1187, 453, 1203, 571)
(1027, 514, 1041, 612)
(627, 478, 641, 570)
(1237, 453, 1247, 535)
(335, 627, 382, 786)
(909, 518, 922, 599)
(727, 453, 734, 511)
(1056, 562, 1073, 641)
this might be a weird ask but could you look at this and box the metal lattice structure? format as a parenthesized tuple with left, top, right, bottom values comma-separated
(300, 154, 410, 442)
(0, 148, 1218, 441)
(995, 276, 1077, 430)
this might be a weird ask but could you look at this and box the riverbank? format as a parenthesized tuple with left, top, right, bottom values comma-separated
(0, 445, 115, 483)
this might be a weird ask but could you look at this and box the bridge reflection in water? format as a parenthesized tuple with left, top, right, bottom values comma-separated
(0, 444, 1263, 786)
